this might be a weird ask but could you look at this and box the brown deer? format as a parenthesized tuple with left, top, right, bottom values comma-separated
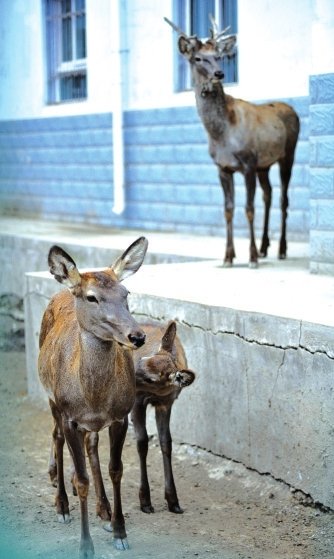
(38, 238, 148, 558)
(165, 17, 300, 267)
(49, 320, 195, 519)
(131, 320, 195, 514)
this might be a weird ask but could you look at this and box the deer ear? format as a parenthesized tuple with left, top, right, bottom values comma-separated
(48, 246, 81, 288)
(217, 34, 237, 56)
(178, 35, 193, 56)
(175, 369, 196, 387)
(112, 236, 148, 281)
(161, 320, 177, 352)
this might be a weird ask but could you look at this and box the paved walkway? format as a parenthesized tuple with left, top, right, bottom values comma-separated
(1, 216, 333, 326)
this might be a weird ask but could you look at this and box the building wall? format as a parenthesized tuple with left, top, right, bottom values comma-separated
(1, 0, 332, 120)
(0, 96, 309, 241)
(309, 73, 334, 274)
(0, 0, 333, 268)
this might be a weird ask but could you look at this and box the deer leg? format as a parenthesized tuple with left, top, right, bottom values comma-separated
(64, 420, 94, 559)
(244, 169, 259, 267)
(48, 421, 58, 487)
(257, 169, 272, 257)
(155, 404, 183, 514)
(49, 399, 70, 523)
(218, 168, 236, 266)
(107, 417, 129, 550)
(85, 432, 112, 521)
(131, 401, 154, 513)
(278, 156, 293, 259)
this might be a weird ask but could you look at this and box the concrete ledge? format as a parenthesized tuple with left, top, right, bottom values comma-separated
(24, 261, 334, 510)
(1, 217, 222, 298)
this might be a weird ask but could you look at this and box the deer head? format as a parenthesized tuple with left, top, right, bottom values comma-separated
(164, 16, 236, 89)
(47, 237, 148, 349)
(135, 320, 196, 388)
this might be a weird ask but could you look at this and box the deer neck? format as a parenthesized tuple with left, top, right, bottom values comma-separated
(77, 331, 120, 401)
(193, 74, 227, 140)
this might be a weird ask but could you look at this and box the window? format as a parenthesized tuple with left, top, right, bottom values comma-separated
(45, 0, 87, 103)
(173, 0, 238, 91)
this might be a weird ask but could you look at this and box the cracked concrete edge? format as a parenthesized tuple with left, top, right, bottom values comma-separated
(23, 271, 334, 509)
(129, 293, 334, 358)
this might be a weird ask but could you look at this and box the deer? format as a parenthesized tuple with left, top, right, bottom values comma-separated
(38, 237, 148, 559)
(49, 320, 195, 520)
(131, 320, 195, 514)
(165, 16, 300, 267)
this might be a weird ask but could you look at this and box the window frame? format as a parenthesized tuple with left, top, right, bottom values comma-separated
(45, 0, 87, 104)
(173, 0, 238, 92)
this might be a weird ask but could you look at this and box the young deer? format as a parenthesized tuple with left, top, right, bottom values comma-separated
(165, 17, 300, 267)
(38, 237, 148, 558)
(131, 320, 195, 514)
(58, 320, 195, 519)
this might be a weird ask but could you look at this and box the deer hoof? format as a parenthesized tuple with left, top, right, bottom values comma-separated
(114, 537, 129, 551)
(141, 504, 155, 513)
(103, 522, 113, 533)
(249, 261, 258, 269)
(58, 513, 71, 523)
(223, 260, 233, 268)
(169, 503, 184, 514)
(79, 537, 94, 559)
(96, 504, 111, 521)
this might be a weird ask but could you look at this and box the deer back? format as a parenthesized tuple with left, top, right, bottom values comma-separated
(166, 17, 299, 169)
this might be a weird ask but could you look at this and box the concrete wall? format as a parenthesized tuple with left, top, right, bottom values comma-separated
(0, 98, 310, 240)
(24, 268, 334, 510)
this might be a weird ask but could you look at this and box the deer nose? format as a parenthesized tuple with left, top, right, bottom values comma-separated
(214, 70, 224, 80)
(128, 331, 146, 348)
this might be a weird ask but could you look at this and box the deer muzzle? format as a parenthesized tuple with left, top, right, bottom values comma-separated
(128, 331, 146, 349)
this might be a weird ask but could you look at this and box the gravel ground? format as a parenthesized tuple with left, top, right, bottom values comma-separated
(0, 341, 333, 559)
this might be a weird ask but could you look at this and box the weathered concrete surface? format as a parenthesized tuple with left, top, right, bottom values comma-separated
(0, 216, 221, 298)
(3, 216, 334, 509)
(24, 260, 334, 510)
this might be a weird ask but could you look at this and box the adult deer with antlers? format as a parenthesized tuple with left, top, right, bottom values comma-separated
(38, 238, 148, 558)
(165, 16, 300, 267)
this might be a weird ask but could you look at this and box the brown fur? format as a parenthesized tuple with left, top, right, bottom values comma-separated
(174, 26, 300, 266)
(49, 321, 195, 519)
(39, 239, 148, 558)
(131, 320, 196, 514)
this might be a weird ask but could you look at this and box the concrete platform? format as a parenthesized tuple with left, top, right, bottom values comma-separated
(1, 217, 334, 509)
(1, 215, 333, 325)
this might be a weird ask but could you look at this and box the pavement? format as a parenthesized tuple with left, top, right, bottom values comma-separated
(0, 216, 333, 327)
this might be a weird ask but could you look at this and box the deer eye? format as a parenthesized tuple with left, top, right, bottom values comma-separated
(195, 56, 201, 62)
(87, 294, 98, 303)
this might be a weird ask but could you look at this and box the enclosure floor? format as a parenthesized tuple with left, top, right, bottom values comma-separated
(1, 349, 334, 559)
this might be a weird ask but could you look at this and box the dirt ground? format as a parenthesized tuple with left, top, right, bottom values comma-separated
(1, 341, 334, 559)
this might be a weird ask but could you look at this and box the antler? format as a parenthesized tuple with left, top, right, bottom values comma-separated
(209, 14, 231, 41)
(164, 16, 186, 36)
(164, 14, 236, 57)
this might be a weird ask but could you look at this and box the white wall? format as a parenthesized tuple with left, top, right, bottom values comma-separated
(311, 0, 334, 75)
(0, 0, 117, 120)
(235, 0, 313, 101)
(0, 0, 45, 120)
(0, 0, 333, 121)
